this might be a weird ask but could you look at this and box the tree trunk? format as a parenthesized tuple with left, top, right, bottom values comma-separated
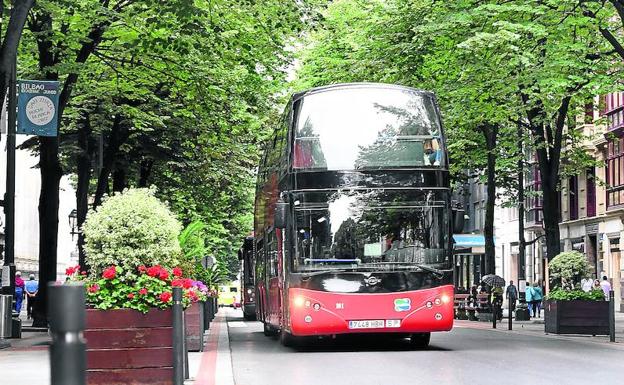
(93, 115, 126, 208)
(517, 123, 526, 282)
(482, 123, 498, 275)
(32, 137, 62, 327)
(138, 159, 154, 187)
(112, 166, 126, 192)
(76, 113, 93, 269)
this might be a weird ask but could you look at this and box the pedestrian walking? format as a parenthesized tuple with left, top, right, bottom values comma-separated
(14, 271, 25, 314)
(593, 279, 601, 291)
(600, 276, 612, 300)
(24, 274, 39, 319)
(505, 280, 518, 313)
(532, 282, 543, 318)
(581, 276, 593, 292)
(525, 282, 534, 317)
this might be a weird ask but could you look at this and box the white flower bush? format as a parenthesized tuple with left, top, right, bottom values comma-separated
(83, 188, 183, 277)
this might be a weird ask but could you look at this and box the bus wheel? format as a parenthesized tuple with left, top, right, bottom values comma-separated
(263, 322, 277, 337)
(409, 333, 431, 349)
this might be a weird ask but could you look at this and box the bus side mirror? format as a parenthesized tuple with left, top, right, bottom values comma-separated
(452, 207, 465, 234)
(274, 202, 288, 229)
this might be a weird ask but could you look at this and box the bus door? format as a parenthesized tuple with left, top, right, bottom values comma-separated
(256, 239, 266, 322)
(267, 228, 282, 327)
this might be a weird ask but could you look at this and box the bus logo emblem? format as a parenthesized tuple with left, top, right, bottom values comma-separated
(394, 298, 411, 312)
(364, 276, 381, 286)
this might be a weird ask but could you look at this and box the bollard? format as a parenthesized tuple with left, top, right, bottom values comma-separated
(492, 303, 497, 329)
(48, 283, 86, 385)
(609, 290, 615, 343)
(173, 287, 184, 385)
(508, 303, 513, 331)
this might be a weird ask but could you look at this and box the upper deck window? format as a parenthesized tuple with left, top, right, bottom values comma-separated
(293, 87, 444, 170)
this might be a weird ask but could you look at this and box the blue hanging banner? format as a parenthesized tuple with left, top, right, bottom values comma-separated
(17, 80, 60, 136)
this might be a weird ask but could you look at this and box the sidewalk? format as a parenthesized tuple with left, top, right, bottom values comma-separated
(455, 311, 624, 345)
(0, 310, 234, 385)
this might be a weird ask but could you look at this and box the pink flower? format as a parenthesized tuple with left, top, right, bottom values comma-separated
(87, 284, 100, 293)
(66, 266, 78, 276)
(139, 288, 148, 295)
(138, 265, 147, 273)
(102, 266, 116, 280)
(127, 293, 135, 299)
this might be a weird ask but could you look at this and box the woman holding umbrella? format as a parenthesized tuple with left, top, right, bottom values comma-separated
(482, 274, 505, 320)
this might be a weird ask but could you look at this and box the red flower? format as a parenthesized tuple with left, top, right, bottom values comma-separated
(147, 266, 160, 277)
(87, 284, 100, 293)
(138, 265, 147, 273)
(173, 267, 183, 277)
(158, 269, 169, 280)
(185, 289, 199, 302)
(139, 288, 148, 295)
(80, 271, 87, 276)
(127, 293, 135, 299)
(102, 266, 116, 280)
(172, 279, 183, 288)
(182, 279, 193, 289)
(159, 292, 172, 303)
(65, 266, 77, 276)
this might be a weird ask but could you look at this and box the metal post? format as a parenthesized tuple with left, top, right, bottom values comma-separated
(508, 302, 513, 331)
(183, 309, 189, 379)
(1, 59, 17, 297)
(48, 283, 86, 385)
(492, 302, 497, 329)
(172, 287, 184, 385)
(609, 290, 615, 343)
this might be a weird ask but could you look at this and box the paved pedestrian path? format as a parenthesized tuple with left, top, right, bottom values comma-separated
(456, 311, 624, 346)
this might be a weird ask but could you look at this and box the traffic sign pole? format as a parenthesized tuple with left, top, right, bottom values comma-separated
(2, 58, 16, 296)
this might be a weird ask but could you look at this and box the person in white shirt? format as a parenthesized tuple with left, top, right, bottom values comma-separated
(581, 276, 593, 292)
(600, 276, 612, 300)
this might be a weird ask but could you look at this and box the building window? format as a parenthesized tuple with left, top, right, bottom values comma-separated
(525, 162, 543, 224)
(587, 167, 596, 217)
(569, 176, 578, 220)
(607, 138, 624, 208)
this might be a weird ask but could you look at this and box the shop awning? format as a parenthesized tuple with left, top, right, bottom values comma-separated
(453, 234, 487, 249)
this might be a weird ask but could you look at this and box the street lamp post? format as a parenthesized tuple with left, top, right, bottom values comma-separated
(68, 209, 79, 241)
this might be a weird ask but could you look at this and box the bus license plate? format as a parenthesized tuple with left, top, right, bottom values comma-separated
(348, 320, 385, 329)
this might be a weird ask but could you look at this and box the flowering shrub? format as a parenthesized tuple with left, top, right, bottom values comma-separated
(67, 264, 208, 312)
(82, 188, 183, 278)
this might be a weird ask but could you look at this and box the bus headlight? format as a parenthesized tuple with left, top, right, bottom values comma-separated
(247, 288, 253, 294)
(294, 296, 305, 308)
(441, 294, 451, 304)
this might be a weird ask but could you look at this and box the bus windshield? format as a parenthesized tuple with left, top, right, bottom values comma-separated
(293, 87, 444, 170)
(291, 189, 449, 272)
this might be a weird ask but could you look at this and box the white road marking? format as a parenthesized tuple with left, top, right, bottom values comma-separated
(227, 322, 248, 328)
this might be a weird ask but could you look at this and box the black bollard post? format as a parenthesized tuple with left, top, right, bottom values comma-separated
(609, 290, 615, 343)
(172, 287, 184, 385)
(48, 283, 86, 385)
(508, 302, 513, 331)
(492, 302, 497, 329)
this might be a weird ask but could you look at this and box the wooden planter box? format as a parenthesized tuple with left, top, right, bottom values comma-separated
(85, 308, 173, 385)
(544, 299, 609, 335)
(184, 302, 204, 352)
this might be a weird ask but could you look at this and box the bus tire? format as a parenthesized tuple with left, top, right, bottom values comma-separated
(263, 322, 277, 337)
(410, 333, 431, 349)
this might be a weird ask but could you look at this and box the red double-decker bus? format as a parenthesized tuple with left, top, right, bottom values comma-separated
(253, 83, 456, 347)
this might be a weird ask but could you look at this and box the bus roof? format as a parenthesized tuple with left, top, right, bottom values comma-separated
(292, 83, 436, 103)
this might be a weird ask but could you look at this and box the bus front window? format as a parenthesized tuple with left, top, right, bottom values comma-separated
(293, 87, 444, 171)
(291, 190, 450, 272)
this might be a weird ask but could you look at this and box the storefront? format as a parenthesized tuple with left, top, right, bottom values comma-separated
(453, 234, 486, 292)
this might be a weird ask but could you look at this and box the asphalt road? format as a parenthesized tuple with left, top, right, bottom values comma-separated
(226, 311, 624, 385)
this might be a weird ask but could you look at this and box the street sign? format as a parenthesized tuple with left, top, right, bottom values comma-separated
(16, 80, 60, 136)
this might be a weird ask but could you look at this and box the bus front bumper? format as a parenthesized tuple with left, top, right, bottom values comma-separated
(287, 285, 454, 336)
